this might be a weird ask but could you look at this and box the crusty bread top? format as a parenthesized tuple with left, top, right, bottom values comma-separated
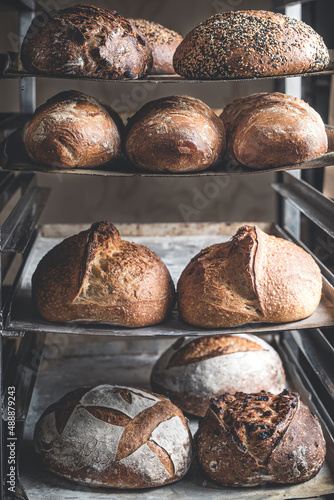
(21, 4, 153, 79)
(177, 225, 322, 327)
(130, 19, 182, 48)
(220, 92, 328, 168)
(173, 10, 329, 79)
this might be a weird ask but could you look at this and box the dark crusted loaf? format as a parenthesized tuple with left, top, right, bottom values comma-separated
(220, 92, 328, 168)
(196, 389, 326, 486)
(150, 334, 286, 417)
(130, 19, 183, 74)
(32, 221, 175, 327)
(34, 385, 193, 488)
(21, 4, 152, 79)
(173, 10, 329, 79)
(177, 225, 322, 328)
(24, 90, 123, 169)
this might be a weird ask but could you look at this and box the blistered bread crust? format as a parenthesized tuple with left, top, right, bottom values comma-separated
(173, 10, 329, 79)
(21, 4, 153, 79)
(32, 221, 175, 327)
(196, 390, 326, 486)
(177, 225, 322, 328)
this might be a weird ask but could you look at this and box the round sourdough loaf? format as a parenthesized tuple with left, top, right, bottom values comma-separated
(177, 225, 322, 328)
(31, 221, 175, 327)
(196, 389, 326, 486)
(125, 95, 226, 173)
(130, 19, 183, 74)
(173, 10, 329, 79)
(24, 90, 123, 169)
(21, 5, 152, 79)
(220, 92, 328, 168)
(34, 385, 193, 488)
(150, 334, 286, 417)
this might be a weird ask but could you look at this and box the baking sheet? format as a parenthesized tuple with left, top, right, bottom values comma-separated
(2, 49, 334, 82)
(5, 224, 334, 337)
(19, 335, 334, 500)
(1, 124, 334, 177)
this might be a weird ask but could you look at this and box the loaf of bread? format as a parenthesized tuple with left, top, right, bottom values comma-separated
(130, 19, 183, 74)
(24, 90, 123, 169)
(125, 96, 226, 173)
(196, 389, 326, 486)
(173, 10, 329, 79)
(32, 222, 175, 327)
(177, 225, 322, 328)
(220, 92, 328, 168)
(21, 5, 152, 79)
(34, 384, 193, 488)
(151, 334, 286, 417)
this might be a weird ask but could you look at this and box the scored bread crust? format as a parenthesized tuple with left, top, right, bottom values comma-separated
(34, 385, 193, 488)
(173, 10, 329, 79)
(24, 90, 124, 169)
(177, 225, 322, 328)
(150, 334, 286, 417)
(32, 221, 175, 327)
(130, 19, 183, 74)
(220, 92, 328, 168)
(21, 4, 152, 79)
(125, 95, 226, 173)
(195, 390, 326, 486)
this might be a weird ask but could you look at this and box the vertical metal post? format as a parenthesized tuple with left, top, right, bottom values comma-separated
(19, 1, 35, 114)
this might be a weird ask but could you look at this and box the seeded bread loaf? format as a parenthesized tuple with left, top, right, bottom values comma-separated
(151, 334, 286, 417)
(177, 225, 322, 328)
(130, 19, 183, 74)
(21, 5, 152, 79)
(125, 95, 226, 173)
(32, 221, 175, 327)
(173, 10, 329, 79)
(220, 92, 328, 168)
(24, 90, 123, 169)
(34, 385, 193, 488)
(196, 389, 326, 486)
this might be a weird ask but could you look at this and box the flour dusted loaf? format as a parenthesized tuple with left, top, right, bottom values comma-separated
(125, 96, 226, 173)
(34, 384, 193, 488)
(21, 5, 152, 79)
(32, 222, 175, 327)
(24, 90, 123, 169)
(173, 10, 329, 79)
(177, 225, 322, 328)
(220, 92, 328, 169)
(151, 334, 286, 417)
(130, 19, 183, 74)
(196, 389, 326, 486)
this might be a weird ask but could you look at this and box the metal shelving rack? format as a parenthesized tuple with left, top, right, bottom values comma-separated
(0, 1, 334, 499)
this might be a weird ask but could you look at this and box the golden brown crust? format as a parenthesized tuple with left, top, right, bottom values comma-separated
(34, 385, 193, 488)
(195, 390, 326, 486)
(173, 10, 329, 79)
(150, 334, 286, 417)
(21, 5, 152, 79)
(130, 19, 183, 74)
(125, 95, 226, 173)
(220, 92, 328, 168)
(24, 90, 124, 169)
(32, 221, 175, 327)
(177, 225, 322, 328)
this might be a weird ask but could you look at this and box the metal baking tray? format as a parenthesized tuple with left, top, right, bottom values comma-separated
(1, 123, 334, 178)
(2, 50, 334, 82)
(18, 332, 334, 500)
(4, 223, 334, 337)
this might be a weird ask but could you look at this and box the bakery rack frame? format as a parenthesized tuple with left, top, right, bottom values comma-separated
(0, 0, 334, 499)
